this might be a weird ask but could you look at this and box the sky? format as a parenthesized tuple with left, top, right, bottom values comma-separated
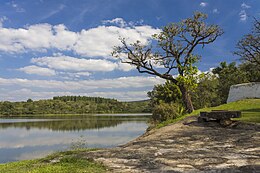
(0, 0, 259, 102)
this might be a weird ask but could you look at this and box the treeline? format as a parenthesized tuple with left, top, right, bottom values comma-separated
(53, 96, 114, 103)
(149, 61, 260, 109)
(149, 60, 260, 122)
(0, 96, 151, 116)
(148, 18, 260, 122)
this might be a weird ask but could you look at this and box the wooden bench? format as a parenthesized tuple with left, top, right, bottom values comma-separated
(198, 110, 241, 126)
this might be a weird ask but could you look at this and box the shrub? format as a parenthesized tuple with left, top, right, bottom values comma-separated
(152, 102, 182, 122)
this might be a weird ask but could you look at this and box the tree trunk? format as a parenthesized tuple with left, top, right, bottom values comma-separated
(179, 85, 194, 113)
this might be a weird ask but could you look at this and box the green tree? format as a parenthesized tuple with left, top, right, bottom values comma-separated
(112, 12, 223, 113)
(212, 62, 248, 104)
(27, 98, 33, 103)
(191, 73, 220, 109)
(239, 62, 260, 82)
(148, 81, 182, 106)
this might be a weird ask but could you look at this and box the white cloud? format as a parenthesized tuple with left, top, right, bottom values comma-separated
(18, 65, 56, 76)
(0, 76, 164, 91)
(8, 1, 25, 12)
(212, 9, 219, 14)
(0, 20, 160, 57)
(0, 76, 165, 101)
(102, 18, 144, 28)
(19, 54, 136, 77)
(68, 72, 91, 77)
(74, 25, 160, 57)
(40, 4, 66, 20)
(31, 55, 118, 72)
(241, 2, 251, 9)
(0, 88, 150, 101)
(239, 10, 247, 21)
(117, 62, 135, 72)
(85, 91, 149, 101)
(0, 16, 8, 27)
(102, 18, 127, 27)
(200, 2, 208, 7)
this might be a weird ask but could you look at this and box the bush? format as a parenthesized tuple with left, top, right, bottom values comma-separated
(152, 102, 183, 122)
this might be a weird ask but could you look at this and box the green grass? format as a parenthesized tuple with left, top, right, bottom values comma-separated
(156, 99, 260, 128)
(0, 149, 107, 173)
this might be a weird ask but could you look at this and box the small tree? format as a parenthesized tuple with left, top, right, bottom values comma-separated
(235, 18, 260, 68)
(113, 12, 223, 113)
(148, 80, 182, 106)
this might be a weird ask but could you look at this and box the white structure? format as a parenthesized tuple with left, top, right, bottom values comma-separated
(227, 82, 260, 103)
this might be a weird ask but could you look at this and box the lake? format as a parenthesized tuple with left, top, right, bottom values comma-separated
(0, 114, 150, 163)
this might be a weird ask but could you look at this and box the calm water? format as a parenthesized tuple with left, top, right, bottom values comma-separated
(0, 114, 150, 163)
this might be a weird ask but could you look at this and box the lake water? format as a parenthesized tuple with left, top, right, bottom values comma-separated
(0, 114, 150, 163)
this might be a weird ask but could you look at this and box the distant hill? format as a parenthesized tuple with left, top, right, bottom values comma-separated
(0, 96, 152, 116)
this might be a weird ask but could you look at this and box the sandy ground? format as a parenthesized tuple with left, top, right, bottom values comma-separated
(81, 116, 260, 173)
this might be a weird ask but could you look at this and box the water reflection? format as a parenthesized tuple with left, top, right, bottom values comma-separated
(0, 115, 149, 131)
(0, 115, 149, 163)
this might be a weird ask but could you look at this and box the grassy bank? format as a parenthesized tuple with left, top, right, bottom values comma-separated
(157, 99, 260, 128)
(0, 149, 107, 173)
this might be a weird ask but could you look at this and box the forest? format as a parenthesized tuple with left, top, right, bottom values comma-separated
(0, 96, 151, 116)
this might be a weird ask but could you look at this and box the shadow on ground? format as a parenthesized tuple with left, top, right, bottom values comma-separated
(81, 116, 260, 173)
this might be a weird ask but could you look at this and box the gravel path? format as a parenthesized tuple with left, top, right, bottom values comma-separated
(82, 116, 260, 173)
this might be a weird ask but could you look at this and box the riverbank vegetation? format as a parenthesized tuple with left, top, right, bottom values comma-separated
(0, 149, 107, 173)
(156, 99, 260, 128)
(147, 17, 259, 124)
(0, 12, 259, 173)
(0, 96, 151, 116)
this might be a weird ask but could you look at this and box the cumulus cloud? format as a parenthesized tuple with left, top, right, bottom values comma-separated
(59, 72, 91, 78)
(0, 88, 149, 101)
(0, 20, 161, 57)
(200, 2, 208, 7)
(117, 62, 135, 72)
(0, 76, 164, 91)
(18, 65, 56, 76)
(0, 76, 164, 101)
(239, 3, 251, 21)
(31, 55, 118, 72)
(239, 10, 247, 21)
(0, 18, 163, 101)
(74, 25, 160, 57)
(102, 18, 127, 27)
(241, 2, 251, 9)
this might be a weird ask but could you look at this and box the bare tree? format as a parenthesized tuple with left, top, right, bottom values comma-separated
(112, 12, 223, 113)
(235, 18, 260, 67)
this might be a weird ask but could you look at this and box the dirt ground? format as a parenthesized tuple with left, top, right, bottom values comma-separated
(81, 116, 260, 173)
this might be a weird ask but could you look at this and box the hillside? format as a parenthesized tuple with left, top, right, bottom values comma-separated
(0, 96, 152, 116)
(189, 99, 260, 123)
(157, 99, 260, 128)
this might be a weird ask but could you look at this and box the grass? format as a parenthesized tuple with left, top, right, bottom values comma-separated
(0, 149, 107, 173)
(156, 99, 260, 128)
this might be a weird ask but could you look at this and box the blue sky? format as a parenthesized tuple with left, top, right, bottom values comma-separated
(0, 0, 259, 101)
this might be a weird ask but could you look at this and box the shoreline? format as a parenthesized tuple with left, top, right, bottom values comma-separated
(80, 116, 260, 172)
(0, 113, 152, 118)
(1, 108, 259, 172)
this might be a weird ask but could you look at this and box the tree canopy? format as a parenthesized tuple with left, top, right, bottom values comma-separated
(235, 18, 260, 68)
(113, 12, 223, 113)
(0, 96, 151, 116)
